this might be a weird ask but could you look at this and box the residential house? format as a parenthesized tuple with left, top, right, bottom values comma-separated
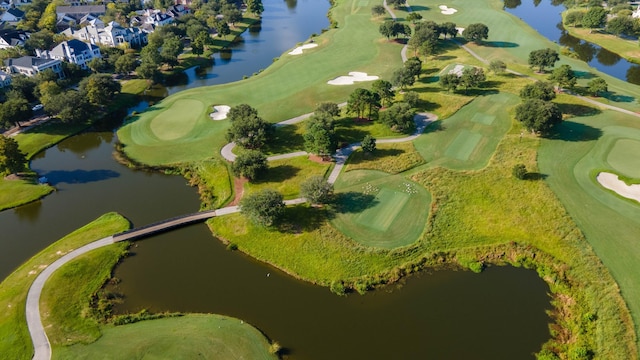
(1, 8, 24, 23)
(0, 70, 11, 87)
(130, 9, 175, 28)
(4, 56, 64, 78)
(0, 28, 28, 49)
(0, 1, 11, 10)
(62, 21, 147, 47)
(46, 39, 101, 69)
(56, 4, 106, 30)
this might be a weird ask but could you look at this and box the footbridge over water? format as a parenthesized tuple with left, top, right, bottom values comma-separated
(112, 209, 219, 242)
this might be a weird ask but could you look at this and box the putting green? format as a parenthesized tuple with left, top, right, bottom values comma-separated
(356, 188, 410, 231)
(444, 130, 483, 161)
(149, 99, 205, 141)
(331, 171, 431, 249)
(607, 139, 640, 179)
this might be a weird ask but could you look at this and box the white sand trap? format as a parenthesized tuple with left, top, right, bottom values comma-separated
(439, 5, 458, 15)
(597, 172, 640, 203)
(288, 43, 318, 55)
(327, 71, 379, 85)
(448, 64, 465, 76)
(456, 27, 465, 35)
(210, 105, 230, 120)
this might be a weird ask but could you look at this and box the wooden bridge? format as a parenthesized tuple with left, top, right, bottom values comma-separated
(112, 209, 219, 242)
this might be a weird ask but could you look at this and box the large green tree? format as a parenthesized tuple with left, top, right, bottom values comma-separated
(582, 6, 608, 32)
(379, 102, 415, 133)
(519, 81, 556, 101)
(232, 150, 268, 181)
(439, 73, 460, 92)
(587, 78, 608, 96)
(300, 176, 333, 205)
(0, 135, 26, 176)
(114, 53, 138, 75)
(549, 64, 577, 89)
(46, 90, 92, 124)
(240, 189, 285, 226)
(79, 74, 121, 106)
(460, 67, 486, 92)
(304, 113, 337, 157)
(315, 102, 341, 118)
(515, 99, 562, 134)
(462, 23, 489, 44)
(247, 0, 264, 16)
(371, 79, 395, 107)
(346, 88, 380, 120)
(0, 96, 31, 128)
(226, 104, 273, 149)
(528, 48, 559, 72)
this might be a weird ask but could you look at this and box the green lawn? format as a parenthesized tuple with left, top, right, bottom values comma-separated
(0, 177, 53, 212)
(0, 213, 130, 360)
(117, 0, 405, 165)
(331, 171, 431, 248)
(539, 109, 640, 348)
(346, 142, 425, 174)
(245, 156, 332, 200)
(54, 314, 277, 360)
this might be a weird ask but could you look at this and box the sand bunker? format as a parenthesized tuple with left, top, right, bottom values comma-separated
(288, 43, 318, 55)
(210, 105, 230, 120)
(327, 71, 379, 85)
(448, 64, 465, 76)
(597, 172, 640, 203)
(439, 5, 458, 15)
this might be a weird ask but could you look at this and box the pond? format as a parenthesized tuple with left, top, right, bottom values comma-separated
(504, 0, 640, 85)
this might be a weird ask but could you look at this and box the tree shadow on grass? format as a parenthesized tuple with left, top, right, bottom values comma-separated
(277, 204, 332, 233)
(545, 120, 603, 142)
(263, 125, 304, 154)
(602, 91, 635, 103)
(480, 80, 504, 89)
(484, 41, 519, 48)
(408, 5, 429, 11)
(348, 148, 405, 165)
(524, 172, 548, 180)
(573, 70, 596, 80)
(332, 192, 378, 214)
(556, 102, 601, 117)
(254, 165, 299, 183)
(425, 120, 446, 133)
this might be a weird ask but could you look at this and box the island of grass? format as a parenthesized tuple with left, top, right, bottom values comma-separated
(111, 0, 640, 357)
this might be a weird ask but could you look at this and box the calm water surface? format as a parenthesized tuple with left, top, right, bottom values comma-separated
(504, 0, 640, 84)
(1, 0, 552, 358)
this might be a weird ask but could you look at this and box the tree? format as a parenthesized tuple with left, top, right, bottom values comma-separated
(9, 75, 37, 102)
(46, 90, 93, 124)
(232, 150, 267, 181)
(24, 30, 54, 52)
(37, 80, 62, 107)
(217, 21, 231, 39)
(403, 91, 419, 108)
(587, 78, 608, 96)
(115, 53, 137, 75)
(371, 80, 395, 107)
(379, 21, 396, 39)
(79, 74, 121, 106)
(240, 189, 285, 226)
(347, 88, 379, 120)
(380, 102, 415, 133)
(462, 23, 489, 44)
(361, 134, 376, 153)
(371, 5, 386, 17)
(582, 6, 608, 32)
(300, 176, 333, 205)
(439, 73, 460, 92)
(519, 81, 556, 101)
(191, 31, 211, 57)
(440, 22, 458, 38)
(549, 64, 577, 89)
(226, 104, 273, 149)
(512, 164, 527, 180)
(404, 57, 422, 80)
(408, 21, 439, 55)
(247, 0, 264, 16)
(386, 0, 405, 9)
(392, 68, 415, 89)
(406, 12, 422, 24)
(315, 102, 341, 118)
(528, 48, 559, 72)
(489, 60, 507, 74)
(606, 16, 634, 36)
(460, 67, 486, 92)
(160, 33, 184, 67)
(515, 99, 562, 134)
(0, 135, 26, 176)
(0, 96, 31, 128)
(88, 58, 108, 73)
(304, 113, 337, 156)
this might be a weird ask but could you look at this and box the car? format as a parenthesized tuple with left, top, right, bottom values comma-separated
(32, 104, 43, 111)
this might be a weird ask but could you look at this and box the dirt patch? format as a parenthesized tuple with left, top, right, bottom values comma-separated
(228, 177, 248, 206)
(308, 154, 332, 164)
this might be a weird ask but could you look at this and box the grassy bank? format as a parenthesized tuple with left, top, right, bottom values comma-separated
(0, 212, 130, 360)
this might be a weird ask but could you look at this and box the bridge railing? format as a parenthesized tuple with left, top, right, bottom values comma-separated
(112, 209, 217, 242)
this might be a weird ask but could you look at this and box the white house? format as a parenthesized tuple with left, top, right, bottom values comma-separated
(4, 56, 64, 78)
(47, 39, 101, 69)
(62, 21, 147, 47)
(0, 70, 11, 87)
(1, 8, 24, 23)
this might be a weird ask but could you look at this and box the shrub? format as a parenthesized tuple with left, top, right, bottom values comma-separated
(300, 176, 334, 205)
(240, 189, 285, 226)
(330, 280, 347, 296)
(226, 243, 238, 251)
(232, 150, 268, 181)
(513, 164, 527, 180)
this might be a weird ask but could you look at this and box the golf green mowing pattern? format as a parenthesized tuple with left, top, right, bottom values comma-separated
(149, 99, 205, 141)
(54, 314, 277, 360)
(607, 139, 640, 179)
(331, 171, 431, 249)
(471, 112, 496, 126)
(444, 129, 483, 161)
(356, 188, 410, 231)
